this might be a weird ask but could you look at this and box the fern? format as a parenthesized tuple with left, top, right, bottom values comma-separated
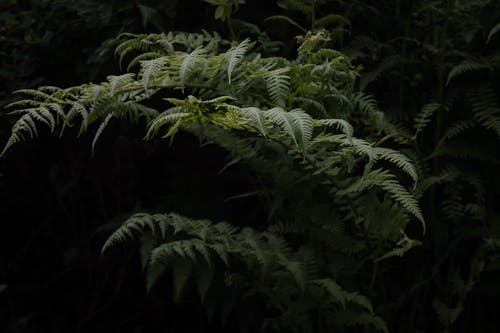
(238, 106, 268, 137)
(314, 118, 353, 142)
(413, 102, 440, 137)
(107, 73, 135, 96)
(373, 147, 418, 186)
(264, 67, 291, 107)
(225, 38, 251, 84)
(446, 59, 492, 86)
(340, 168, 424, 230)
(180, 47, 207, 87)
(103, 212, 385, 331)
(468, 87, 500, 138)
(487, 21, 500, 43)
(2, 28, 429, 332)
(141, 56, 168, 95)
(265, 107, 313, 149)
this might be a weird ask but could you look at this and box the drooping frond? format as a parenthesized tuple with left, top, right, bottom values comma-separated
(91, 113, 113, 155)
(446, 59, 492, 86)
(108, 73, 135, 96)
(311, 279, 373, 313)
(487, 21, 500, 43)
(414, 103, 440, 136)
(468, 87, 500, 138)
(180, 47, 207, 87)
(352, 92, 379, 115)
(127, 51, 164, 72)
(314, 118, 353, 142)
(144, 108, 190, 139)
(238, 106, 268, 137)
(439, 120, 476, 143)
(373, 147, 418, 186)
(225, 38, 252, 84)
(340, 168, 424, 230)
(350, 137, 378, 162)
(314, 14, 350, 29)
(264, 67, 291, 107)
(377, 233, 422, 261)
(141, 56, 168, 94)
(265, 107, 313, 148)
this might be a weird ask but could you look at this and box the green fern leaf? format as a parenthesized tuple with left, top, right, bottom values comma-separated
(91, 113, 113, 155)
(141, 56, 167, 95)
(180, 47, 206, 87)
(239, 107, 268, 137)
(127, 52, 163, 72)
(265, 67, 291, 107)
(446, 60, 492, 86)
(314, 14, 350, 28)
(265, 107, 313, 148)
(315, 118, 354, 142)
(145, 107, 189, 139)
(374, 147, 418, 186)
(289, 109, 313, 148)
(439, 120, 475, 143)
(414, 103, 440, 135)
(487, 22, 500, 43)
(172, 259, 192, 302)
(108, 73, 135, 96)
(225, 38, 251, 84)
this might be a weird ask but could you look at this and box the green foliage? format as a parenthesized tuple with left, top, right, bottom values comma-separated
(2, 23, 424, 331)
(103, 212, 387, 332)
(3, 0, 500, 332)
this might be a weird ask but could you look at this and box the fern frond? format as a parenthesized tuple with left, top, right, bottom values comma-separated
(265, 107, 313, 149)
(446, 60, 492, 86)
(340, 168, 424, 230)
(145, 108, 190, 139)
(289, 109, 314, 148)
(225, 38, 251, 84)
(311, 278, 373, 313)
(439, 120, 475, 143)
(141, 56, 168, 94)
(127, 51, 164, 72)
(180, 47, 206, 87)
(373, 147, 418, 186)
(414, 103, 440, 136)
(108, 73, 135, 96)
(349, 137, 377, 162)
(334, 310, 388, 333)
(377, 233, 422, 261)
(314, 14, 350, 28)
(91, 113, 113, 155)
(291, 96, 326, 116)
(314, 118, 353, 142)
(0, 104, 62, 157)
(468, 87, 500, 138)
(238, 106, 268, 137)
(264, 67, 291, 107)
(352, 92, 379, 115)
(487, 21, 500, 43)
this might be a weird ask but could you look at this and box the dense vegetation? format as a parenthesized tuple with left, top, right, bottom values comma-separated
(1, 0, 499, 332)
